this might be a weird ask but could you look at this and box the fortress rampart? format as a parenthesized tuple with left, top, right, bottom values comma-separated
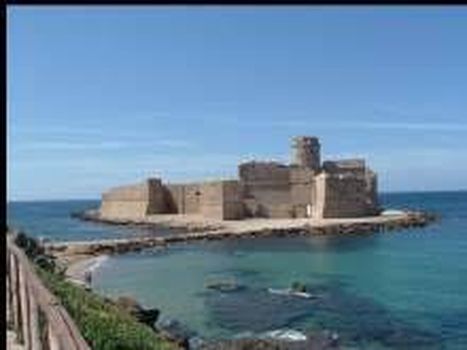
(100, 136, 380, 220)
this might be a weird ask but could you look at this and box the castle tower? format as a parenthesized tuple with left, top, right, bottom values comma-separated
(292, 136, 321, 171)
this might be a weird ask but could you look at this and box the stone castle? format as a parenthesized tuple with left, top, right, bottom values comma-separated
(100, 136, 379, 220)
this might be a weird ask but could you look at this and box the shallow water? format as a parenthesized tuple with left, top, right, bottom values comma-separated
(8, 192, 467, 349)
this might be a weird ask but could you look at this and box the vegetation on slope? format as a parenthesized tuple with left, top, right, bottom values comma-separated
(13, 232, 177, 350)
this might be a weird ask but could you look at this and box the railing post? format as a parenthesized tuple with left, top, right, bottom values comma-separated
(48, 323, 61, 350)
(6, 249, 12, 327)
(19, 263, 31, 349)
(29, 282, 42, 350)
(10, 252, 21, 340)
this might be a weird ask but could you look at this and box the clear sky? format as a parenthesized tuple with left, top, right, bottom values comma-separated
(7, 6, 467, 200)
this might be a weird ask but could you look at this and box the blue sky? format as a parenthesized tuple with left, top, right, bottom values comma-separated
(7, 6, 467, 200)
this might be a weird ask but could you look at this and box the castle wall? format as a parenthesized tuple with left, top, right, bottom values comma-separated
(239, 162, 292, 218)
(200, 182, 223, 219)
(164, 184, 183, 213)
(164, 181, 243, 219)
(365, 169, 379, 215)
(184, 184, 202, 214)
(314, 171, 378, 218)
(100, 200, 148, 219)
(164, 183, 202, 214)
(100, 179, 167, 219)
(146, 179, 170, 214)
(313, 173, 326, 219)
(100, 183, 148, 219)
(199, 181, 243, 220)
(289, 167, 316, 218)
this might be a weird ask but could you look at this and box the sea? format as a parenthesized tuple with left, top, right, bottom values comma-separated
(7, 191, 467, 349)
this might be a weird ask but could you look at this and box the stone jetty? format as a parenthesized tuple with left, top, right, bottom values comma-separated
(49, 210, 437, 259)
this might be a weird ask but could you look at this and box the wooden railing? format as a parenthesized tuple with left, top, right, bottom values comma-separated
(6, 235, 91, 350)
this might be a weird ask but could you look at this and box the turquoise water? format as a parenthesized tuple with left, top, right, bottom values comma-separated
(7, 192, 467, 349)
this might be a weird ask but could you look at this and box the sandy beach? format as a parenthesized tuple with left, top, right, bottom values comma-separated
(60, 253, 109, 287)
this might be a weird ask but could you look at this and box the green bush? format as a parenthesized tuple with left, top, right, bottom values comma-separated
(36, 268, 176, 350)
(14, 232, 57, 273)
(15, 231, 44, 259)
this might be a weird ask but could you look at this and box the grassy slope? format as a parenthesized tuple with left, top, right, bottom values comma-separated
(36, 267, 177, 350)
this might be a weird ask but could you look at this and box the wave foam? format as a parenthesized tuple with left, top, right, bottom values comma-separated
(261, 329, 307, 342)
(87, 255, 109, 273)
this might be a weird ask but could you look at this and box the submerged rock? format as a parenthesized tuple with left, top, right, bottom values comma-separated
(198, 329, 341, 350)
(205, 279, 245, 293)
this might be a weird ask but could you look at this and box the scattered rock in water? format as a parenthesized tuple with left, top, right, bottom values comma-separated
(205, 278, 245, 293)
(205, 281, 441, 349)
(156, 317, 195, 349)
(115, 296, 160, 328)
(206, 288, 315, 333)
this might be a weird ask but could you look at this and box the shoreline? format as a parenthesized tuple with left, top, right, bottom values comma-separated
(61, 253, 341, 349)
(53, 208, 439, 349)
(53, 210, 437, 254)
(52, 209, 438, 281)
(64, 254, 109, 288)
